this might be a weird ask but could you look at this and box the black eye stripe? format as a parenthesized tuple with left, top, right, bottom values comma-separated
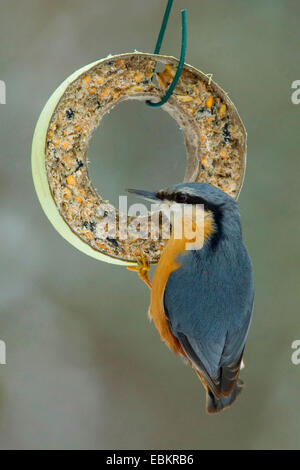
(155, 190, 223, 218)
(156, 190, 212, 207)
(156, 190, 189, 203)
(156, 190, 172, 201)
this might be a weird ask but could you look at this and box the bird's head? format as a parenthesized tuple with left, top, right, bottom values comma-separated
(127, 183, 241, 248)
(127, 182, 237, 213)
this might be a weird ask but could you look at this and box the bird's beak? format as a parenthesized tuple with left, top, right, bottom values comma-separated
(126, 188, 160, 203)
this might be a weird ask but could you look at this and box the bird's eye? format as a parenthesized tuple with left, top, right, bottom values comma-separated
(175, 192, 188, 203)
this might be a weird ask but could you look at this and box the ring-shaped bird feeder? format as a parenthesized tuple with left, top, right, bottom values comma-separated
(32, 52, 247, 267)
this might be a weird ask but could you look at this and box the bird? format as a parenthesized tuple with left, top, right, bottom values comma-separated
(127, 182, 254, 413)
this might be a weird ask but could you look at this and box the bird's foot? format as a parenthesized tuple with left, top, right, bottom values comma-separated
(127, 251, 152, 289)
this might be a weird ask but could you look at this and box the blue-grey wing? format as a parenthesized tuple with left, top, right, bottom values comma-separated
(163, 243, 254, 397)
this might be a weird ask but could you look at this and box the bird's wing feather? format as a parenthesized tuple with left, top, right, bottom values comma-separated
(176, 330, 222, 397)
(163, 243, 254, 396)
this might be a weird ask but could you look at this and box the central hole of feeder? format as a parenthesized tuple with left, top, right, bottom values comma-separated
(88, 100, 186, 209)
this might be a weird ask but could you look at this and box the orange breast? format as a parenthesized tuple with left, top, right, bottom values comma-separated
(149, 211, 214, 356)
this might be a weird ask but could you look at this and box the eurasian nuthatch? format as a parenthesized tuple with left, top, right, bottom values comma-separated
(128, 183, 254, 413)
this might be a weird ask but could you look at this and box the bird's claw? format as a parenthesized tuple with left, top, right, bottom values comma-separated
(127, 251, 152, 289)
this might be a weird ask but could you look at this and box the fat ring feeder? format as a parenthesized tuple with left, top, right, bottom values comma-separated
(32, 6, 246, 268)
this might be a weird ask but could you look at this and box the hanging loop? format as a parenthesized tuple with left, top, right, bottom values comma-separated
(146, 1, 187, 108)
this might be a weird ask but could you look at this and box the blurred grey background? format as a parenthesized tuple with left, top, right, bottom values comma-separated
(0, 0, 299, 450)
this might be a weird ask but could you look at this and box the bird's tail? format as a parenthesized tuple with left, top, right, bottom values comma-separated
(206, 379, 244, 414)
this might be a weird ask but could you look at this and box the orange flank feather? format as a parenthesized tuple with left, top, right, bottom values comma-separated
(149, 210, 215, 357)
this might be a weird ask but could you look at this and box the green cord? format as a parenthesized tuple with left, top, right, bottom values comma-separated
(153, 0, 174, 55)
(146, 1, 187, 108)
